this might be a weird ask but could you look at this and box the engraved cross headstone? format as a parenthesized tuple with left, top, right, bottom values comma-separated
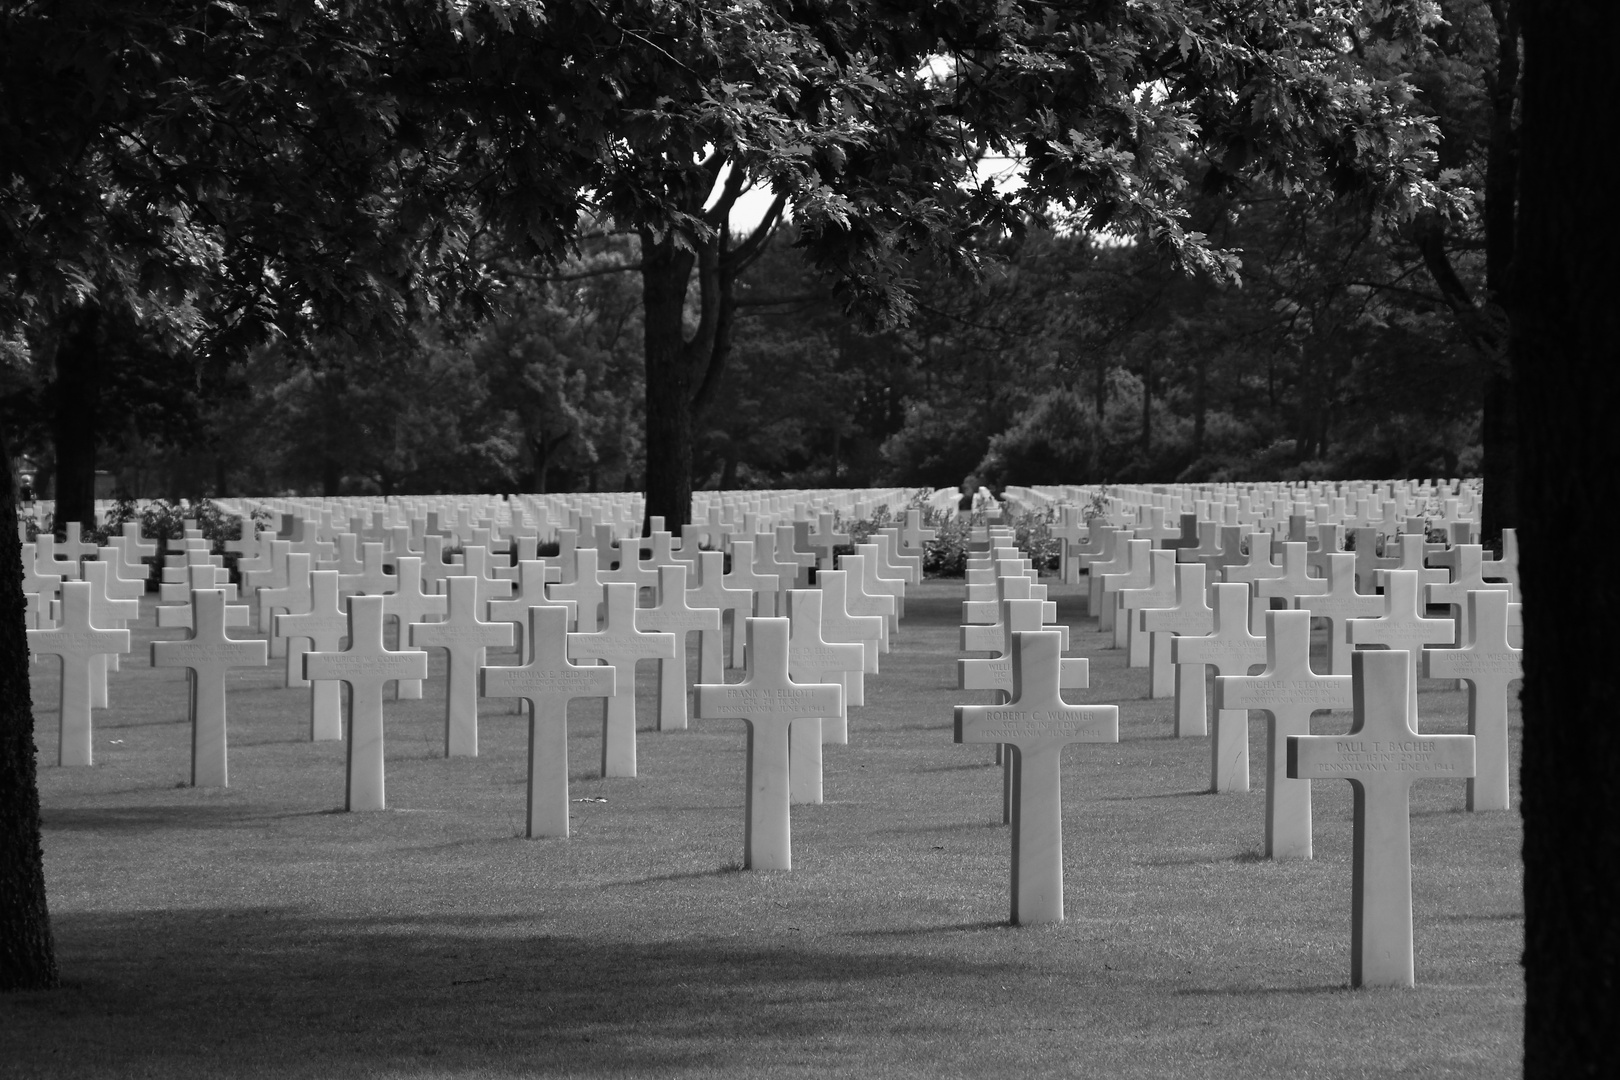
(1216, 609, 1351, 858)
(785, 590, 866, 803)
(26, 580, 131, 766)
(1171, 581, 1267, 791)
(1140, 562, 1213, 715)
(694, 618, 843, 870)
(305, 595, 429, 812)
(1347, 569, 1455, 725)
(1422, 589, 1522, 810)
(567, 581, 676, 777)
(274, 570, 350, 740)
(410, 575, 514, 756)
(1287, 649, 1475, 987)
(482, 605, 615, 837)
(955, 631, 1119, 924)
(151, 588, 269, 787)
(635, 564, 722, 731)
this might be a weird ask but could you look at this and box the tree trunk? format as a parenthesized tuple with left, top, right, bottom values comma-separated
(0, 415, 58, 991)
(641, 234, 698, 529)
(1192, 353, 1207, 458)
(50, 306, 102, 533)
(1481, 0, 1521, 547)
(1140, 353, 1152, 456)
(1515, 1, 1620, 1074)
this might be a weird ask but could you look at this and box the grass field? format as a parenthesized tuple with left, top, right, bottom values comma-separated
(0, 579, 1523, 1079)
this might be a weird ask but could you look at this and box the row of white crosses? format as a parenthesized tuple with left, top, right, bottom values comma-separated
(968, 487, 1520, 987)
(953, 526, 1119, 924)
(23, 498, 933, 876)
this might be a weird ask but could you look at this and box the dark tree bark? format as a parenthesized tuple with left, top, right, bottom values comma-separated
(1481, 0, 1521, 548)
(1139, 353, 1152, 456)
(639, 170, 786, 532)
(0, 416, 58, 991)
(49, 306, 102, 532)
(1515, 1, 1620, 1074)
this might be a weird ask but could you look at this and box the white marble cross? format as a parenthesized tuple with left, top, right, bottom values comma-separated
(774, 526, 816, 590)
(1287, 649, 1474, 987)
(955, 631, 1119, 924)
(687, 550, 751, 685)
(151, 588, 269, 787)
(380, 555, 446, 700)
(338, 541, 396, 596)
(1094, 538, 1149, 635)
(1117, 548, 1176, 665)
(482, 605, 616, 837)
(1422, 589, 1521, 811)
(261, 551, 315, 688)
(898, 509, 937, 558)
(1171, 582, 1266, 791)
(547, 548, 604, 633)
(1254, 541, 1329, 610)
(567, 581, 676, 777)
(853, 543, 905, 629)
(807, 512, 850, 569)
(1216, 609, 1351, 859)
(1348, 569, 1454, 725)
(694, 618, 843, 870)
(275, 570, 349, 740)
(815, 569, 884, 709)
(487, 558, 562, 662)
(723, 540, 781, 658)
(305, 594, 429, 812)
(752, 534, 799, 614)
(962, 597, 1087, 825)
(1140, 562, 1213, 716)
(784, 590, 866, 803)
(26, 580, 131, 766)
(634, 564, 721, 731)
(835, 553, 894, 649)
(410, 575, 513, 757)
(1284, 552, 1376, 678)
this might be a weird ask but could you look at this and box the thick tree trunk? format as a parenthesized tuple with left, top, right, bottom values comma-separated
(50, 307, 102, 533)
(1515, 2, 1620, 1074)
(1481, 0, 1521, 547)
(641, 236, 697, 530)
(0, 416, 58, 991)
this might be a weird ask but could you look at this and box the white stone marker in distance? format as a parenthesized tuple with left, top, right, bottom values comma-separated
(483, 605, 615, 837)
(1216, 609, 1350, 859)
(275, 569, 349, 741)
(1422, 589, 1521, 811)
(151, 588, 269, 787)
(694, 618, 842, 870)
(785, 589, 866, 804)
(567, 581, 676, 777)
(26, 580, 131, 767)
(955, 631, 1118, 925)
(305, 594, 429, 812)
(635, 564, 722, 731)
(410, 575, 513, 757)
(1171, 581, 1266, 792)
(1288, 649, 1474, 988)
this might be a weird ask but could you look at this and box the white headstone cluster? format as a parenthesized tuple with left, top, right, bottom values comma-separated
(953, 479, 1517, 986)
(20, 477, 1517, 992)
(19, 491, 928, 863)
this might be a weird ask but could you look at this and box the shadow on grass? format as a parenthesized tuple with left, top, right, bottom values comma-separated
(608, 864, 746, 886)
(1134, 850, 1266, 867)
(1173, 983, 1349, 997)
(1099, 789, 1209, 801)
(845, 920, 1008, 937)
(40, 803, 267, 832)
(0, 908, 1021, 1078)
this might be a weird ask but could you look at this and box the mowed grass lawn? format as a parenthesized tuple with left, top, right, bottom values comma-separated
(1, 579, 1523, 1079)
